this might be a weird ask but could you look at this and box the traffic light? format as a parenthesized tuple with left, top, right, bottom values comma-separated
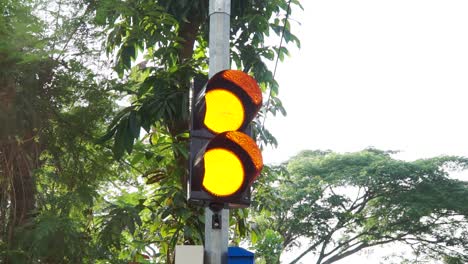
(188, 70, 263, 208)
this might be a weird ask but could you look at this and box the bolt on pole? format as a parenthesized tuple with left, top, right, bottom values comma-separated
(205, 1, 231, 264)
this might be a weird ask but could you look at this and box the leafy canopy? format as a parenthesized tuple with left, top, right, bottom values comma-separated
(252, 149, 468, 264)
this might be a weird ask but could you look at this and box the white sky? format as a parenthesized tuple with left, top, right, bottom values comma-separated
(263, 1, 468, 263)
(264, 0, 468, 165)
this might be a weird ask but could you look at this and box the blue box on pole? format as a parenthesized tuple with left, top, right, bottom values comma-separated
(228, 247, 254, 264)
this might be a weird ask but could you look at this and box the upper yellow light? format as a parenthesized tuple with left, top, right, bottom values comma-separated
(204, 89, 245, 134)
(202, 148, 245, 197)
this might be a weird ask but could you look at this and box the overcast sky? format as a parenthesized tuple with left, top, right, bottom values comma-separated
(264, 0, 468, 166)
(263, 1, 468, 263)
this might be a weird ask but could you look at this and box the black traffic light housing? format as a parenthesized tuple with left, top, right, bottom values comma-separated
(188, 70, 263, 209)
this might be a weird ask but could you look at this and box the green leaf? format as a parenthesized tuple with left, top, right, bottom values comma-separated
(123, 125, 134, 154)
(128, 111, 141, 138)
(95, 126, 117, 144)
(121, 44, 136, 70)
(144, 151, 154, 160)
(113, 121, 127, 159)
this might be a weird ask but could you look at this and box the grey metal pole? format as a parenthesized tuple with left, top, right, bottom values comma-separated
(205, 1, 231, 264)
(208, 0, 231, 78)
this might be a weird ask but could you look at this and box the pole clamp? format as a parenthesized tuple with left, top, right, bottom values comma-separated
(209, 0, 231, 16)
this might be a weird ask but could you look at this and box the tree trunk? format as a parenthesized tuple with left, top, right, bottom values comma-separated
(1, 72, 41, 262)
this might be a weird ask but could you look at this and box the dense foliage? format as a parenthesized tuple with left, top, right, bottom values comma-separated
(0, 0, 120, 262)
(1, 0, 301, 263)
(253, 149, 468, 264)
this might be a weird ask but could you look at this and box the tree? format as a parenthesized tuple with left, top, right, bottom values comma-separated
(1, 0, 49, 240)
(252, 149, 468, 264)
(90, 0, 302, 262)
(1, 0, 303, 262)
(1, 0, 120, 262)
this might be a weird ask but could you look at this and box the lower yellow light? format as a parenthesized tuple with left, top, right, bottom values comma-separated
(202, 148, 244, 197)
(204, 89, 245, 134)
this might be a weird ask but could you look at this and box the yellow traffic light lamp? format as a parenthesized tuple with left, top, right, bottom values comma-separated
(192, 70, 262, 132)
(201, 70, 262, 133)
(189, 70, 263, 208)
(196, 131, 262, 197)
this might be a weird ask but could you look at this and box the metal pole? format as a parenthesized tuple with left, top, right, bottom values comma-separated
(208, 0, 231, 78)
(205, 1, 230, 264)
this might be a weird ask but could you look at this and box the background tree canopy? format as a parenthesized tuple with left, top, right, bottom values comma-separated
(252, 149, 468, 264)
